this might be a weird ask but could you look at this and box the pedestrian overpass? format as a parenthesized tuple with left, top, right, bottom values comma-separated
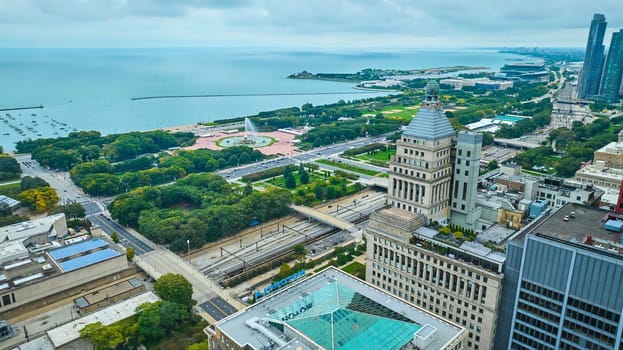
(289, 205, 357, 233)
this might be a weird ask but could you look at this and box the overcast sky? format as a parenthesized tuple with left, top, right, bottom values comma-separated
(1, 0, 623, 49)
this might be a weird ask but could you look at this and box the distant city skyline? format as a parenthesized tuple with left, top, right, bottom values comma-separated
(1, 0, 623, 49)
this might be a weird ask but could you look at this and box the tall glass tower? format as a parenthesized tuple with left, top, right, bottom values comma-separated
(578, 14, 607, 100)
(600, 29, 623, 103)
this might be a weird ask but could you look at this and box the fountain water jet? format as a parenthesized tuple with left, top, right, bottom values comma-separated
(217, 117, 273, 148)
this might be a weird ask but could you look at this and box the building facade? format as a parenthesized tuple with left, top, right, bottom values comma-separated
(388, 81, 455, 222)
(578, 13, 607, 100)
(495, 204, 623, 349)
(366, 207, 504, 350)
(599, 29, 623, 103)
(450, 131, 483, 230)
(594, 131, 623, 169)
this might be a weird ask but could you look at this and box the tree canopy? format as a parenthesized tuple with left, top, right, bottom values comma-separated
(154, 273, 194, 308)
(0, 155, 21, 181)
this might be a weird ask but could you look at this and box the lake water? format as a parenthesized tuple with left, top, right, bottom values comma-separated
(0, 47, 525, 151)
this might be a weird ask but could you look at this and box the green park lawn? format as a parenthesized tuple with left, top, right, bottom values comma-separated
(342, 261, 366, 279)
(259, 172, 325, 190)
(362, 104, 417, 122)
(353, 148, 395, 166)
(315, 159, 381, 176)
(0, 182, 20, 198)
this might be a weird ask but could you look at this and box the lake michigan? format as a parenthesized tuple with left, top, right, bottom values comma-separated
(0, 47, 525, 151)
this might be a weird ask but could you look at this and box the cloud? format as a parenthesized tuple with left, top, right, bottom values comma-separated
(0, 0, 622, 47)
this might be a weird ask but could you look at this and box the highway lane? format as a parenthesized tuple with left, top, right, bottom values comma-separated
(200, 296, 238, 321)
(217, 136, 388, 181)
(89, 214, 153, 255)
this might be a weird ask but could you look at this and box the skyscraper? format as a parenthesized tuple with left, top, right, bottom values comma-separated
(578, 14, 607, 100)
(388, 81, 455, 222)
(495, 204, 623, 349)
(450, 131, 483, 230)
(600, 29, 623, 103)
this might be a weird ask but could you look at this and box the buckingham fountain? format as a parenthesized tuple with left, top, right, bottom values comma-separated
(217, 118, 273, 148)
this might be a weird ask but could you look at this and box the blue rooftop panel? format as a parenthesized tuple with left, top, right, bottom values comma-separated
(50, 239, 108, 261)
(59, 248, 120, 272)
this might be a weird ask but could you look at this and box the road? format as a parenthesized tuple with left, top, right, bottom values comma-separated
(217, 136, 388, 181)
(136, 247, 243, 322)
(89, 214, 154, 255)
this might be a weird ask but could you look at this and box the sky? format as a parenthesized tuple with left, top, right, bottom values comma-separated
(1, 0, 623, 49)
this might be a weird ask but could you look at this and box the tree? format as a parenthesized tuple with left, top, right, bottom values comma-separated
(293, 243, 307, 263)
(277, 263, 293, 280)
(439, 226, 452, 235)
(284, 173, 296, 189)
(53, 203, 85, 219)
(136, 301, 187, 343)
(18, 186, 59, 213)
(298, 163, 309, 184)
(0, 155, 21, 181)
(79, 321, 125, 350)
(126, 247, 135, 261)
(486, 160, 498, 172)
(111, 231, 120, 243)
(20, 176, 49, 190)
(154, 273, 194, 308)
(243, 181, 253, 196)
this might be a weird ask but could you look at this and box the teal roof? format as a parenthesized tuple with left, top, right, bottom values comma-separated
(403, 105, 455, 141)
(270, 281, 421, 350)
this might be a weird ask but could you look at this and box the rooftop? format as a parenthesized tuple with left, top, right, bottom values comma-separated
(75, 278, 144, 309)
(49, 238, 120, 273)
(512, 203, 623, 254)
(596, 140, 623, 155)
(211, 267, 464, 350)
(0, 213, 66, 243)
(47, 292, 159, 348)
(0, 237, 121, 292)
(403, 81, 455, 141)
(0, 195, 20, 209)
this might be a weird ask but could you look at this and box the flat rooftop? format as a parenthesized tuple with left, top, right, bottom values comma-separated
(0, 238, 121, 292)
(0, 213, 65, 242)
(49, 238, 120, 273)
(47, 292, 159, 348)
(212, 267, 464, 350)
(513, 203, 623, 252)
(75, 278, 143, 309)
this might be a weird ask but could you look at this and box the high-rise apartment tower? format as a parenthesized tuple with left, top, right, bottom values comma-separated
(600, 29, 623, 103)
(578, 13, 607, 100)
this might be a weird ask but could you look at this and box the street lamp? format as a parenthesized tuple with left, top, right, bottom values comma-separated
(187, 239, 190, 264)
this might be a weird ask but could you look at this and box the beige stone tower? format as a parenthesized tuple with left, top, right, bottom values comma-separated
(388, 81, 455, 223)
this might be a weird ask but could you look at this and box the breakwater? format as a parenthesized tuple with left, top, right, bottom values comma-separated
(131, 91, 378, 101)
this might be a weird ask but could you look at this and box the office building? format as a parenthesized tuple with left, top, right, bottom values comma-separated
(366, 206, 504, 350)
(389, 81, 455, 222)
(574, 161, 623, 189)
(600, 29, 623, 103)
(206, 266, 466, 350)
(451, 131, 483, 230)
(495, 203, 623, 349)
(578, 14, 607, 100)
(594, 131, 623, 169)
